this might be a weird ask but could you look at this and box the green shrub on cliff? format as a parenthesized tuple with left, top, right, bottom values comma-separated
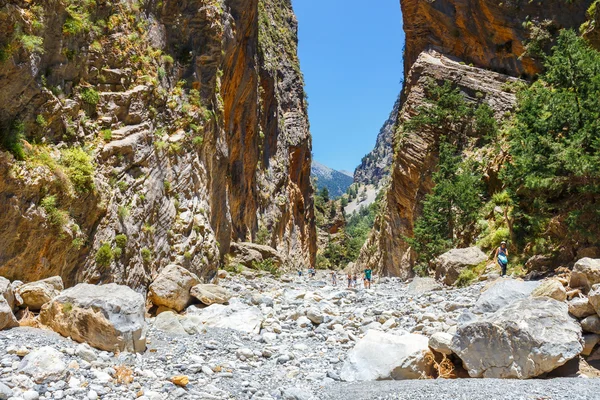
(504, 29, 600, 247)
(60, 147, 95, 193)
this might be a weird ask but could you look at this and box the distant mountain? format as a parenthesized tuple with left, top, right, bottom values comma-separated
(353, 92, 401, 186)
(311, 161, 354, 198)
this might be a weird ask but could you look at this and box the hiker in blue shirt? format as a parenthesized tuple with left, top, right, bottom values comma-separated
(495, 241, 509, 276)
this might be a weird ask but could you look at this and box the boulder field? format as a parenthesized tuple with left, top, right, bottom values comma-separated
(1, 258, 600, 398)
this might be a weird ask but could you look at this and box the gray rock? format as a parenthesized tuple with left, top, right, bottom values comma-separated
(0, 382, 13, 400)
(570, 258, 600, 292)
(472, 279, 540, 314)
(435, 247, 487, 286)
(306, 308, 324, 325)
(18, 346, 66, 383)
(407, 278, 442, 295)
(40, 283, 146, 352)
(186, 301, 263, 334)
(451, 297, 583, 378)
(229, 242, 283, 268)
(580, 314, 600, 334)
(153, 311, 189, 335)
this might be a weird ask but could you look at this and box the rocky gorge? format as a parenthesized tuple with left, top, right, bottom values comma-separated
(2, 0, 600, 399)
(2, 262, 600, 399)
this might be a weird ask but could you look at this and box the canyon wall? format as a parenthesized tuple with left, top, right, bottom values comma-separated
(357, 0, 592, 278)
(0, 0, 315, 289)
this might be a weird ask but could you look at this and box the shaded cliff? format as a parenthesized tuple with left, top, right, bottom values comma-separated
(401, 0, 593, 77)
(0, 0, 315, 289)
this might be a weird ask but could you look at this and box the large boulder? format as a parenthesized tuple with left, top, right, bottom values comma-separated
(0, 277, 15, 310)
(570, 258, 600, 293)
(18, 346, 66, 383)
(451, 297, 583, 379)
(435, 247, 487, 286)
(148, 265, 200, 312)
(472, 278, 540, 314)
(428, 332, 454, 355)
(340, 330, 434, 381)
(531, 279, 567, 302)
(407, 277, 442, 295)
(40, 283, 146, 353)
(229, 242, 282, 268)
(17, 276, 63, 311)
(0, 296, 18, 330)
(190, 284, 231, 306)
(186, 300, 263, 334)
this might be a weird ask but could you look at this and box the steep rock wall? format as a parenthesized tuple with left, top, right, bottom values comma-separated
(353, 93, 401, 187)
(401, 0, 593, 77)
(0, 0, 314, 289)
(357, 50, 518, 278)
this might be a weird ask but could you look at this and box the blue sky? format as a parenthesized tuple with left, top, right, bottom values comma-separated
(292, 0, 405, 173)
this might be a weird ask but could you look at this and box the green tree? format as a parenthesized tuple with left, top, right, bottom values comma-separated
(504, 30, 600, 245)
(320, 187, 330, 203)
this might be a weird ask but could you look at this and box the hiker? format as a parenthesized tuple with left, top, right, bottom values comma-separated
(363, 268, 372, 289)
(347, 273, 352, 288)
(331, 271, 337, 286)
(297, 269, 303, 277)
(495, 241, 509, 276)
(352, 274, 358, 288)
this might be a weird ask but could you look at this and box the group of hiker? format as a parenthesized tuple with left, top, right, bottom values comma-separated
(297, 242, 509, 285)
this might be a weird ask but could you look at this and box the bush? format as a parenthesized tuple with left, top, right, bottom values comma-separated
(1, 120, 26, 160)
(101, 129, 112, 141)
(141, 247, 152, 263)
(95, 242, 113, 268)
(41, 195, 69, 228)
(115, 234, 127, 249)
(81, 87, 99, 105)
(252, 258, 280, 277)
(19, 35, 44, 54)
(504, 30, 600, 247)
(60, 147, 95, 193)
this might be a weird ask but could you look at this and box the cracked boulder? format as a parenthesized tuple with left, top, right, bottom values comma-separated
(451, 297, 583, 379)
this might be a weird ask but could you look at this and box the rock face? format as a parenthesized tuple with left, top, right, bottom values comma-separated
(40, 283, 146, 353)
(435, 247, 487, 286)
(353, 94, 401, 187)
(473, 279, 540, 314)
(570, 258, 600, 292)
(0, 0, 315, 289)
(357, 50, 518, 278)
(17, 277, 63, 311)
(340, 330, 434, 381)
(451, 297, 583, 379)
(400, 0, 593, 78)
(148, 265, 200, 312)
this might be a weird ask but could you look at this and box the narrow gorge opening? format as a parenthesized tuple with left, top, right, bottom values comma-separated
(294, 0, 406, 270)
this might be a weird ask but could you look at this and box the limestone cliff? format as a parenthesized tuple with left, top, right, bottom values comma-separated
(0, 0, 315, 289)
(356, 50, 518, 278)
(401, 0, 593, 77)
(353, 93, 400, 187)
(356, 0, 594, 278)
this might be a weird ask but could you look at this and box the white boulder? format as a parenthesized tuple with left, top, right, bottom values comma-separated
(473, 278, 540, 314)
(340, 330, 434, 381)
(17, 276, 63, 311)
(18, 347, 66, 383)
(186, 300, 263, 334)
